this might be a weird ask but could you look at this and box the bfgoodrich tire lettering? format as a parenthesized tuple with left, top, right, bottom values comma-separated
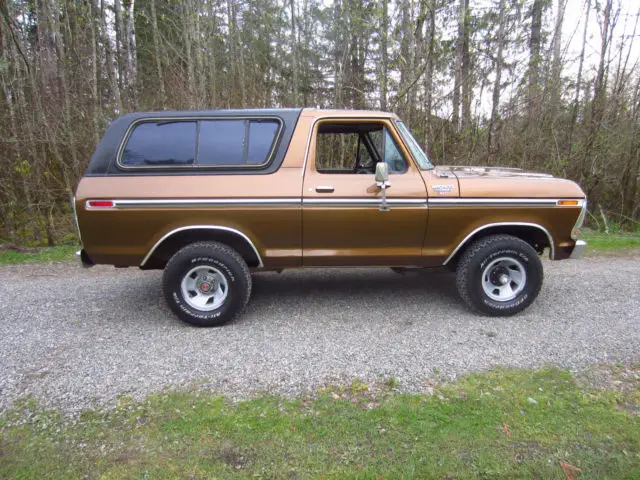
(162, 241, 252, 327)
(455, 234, 543, 316)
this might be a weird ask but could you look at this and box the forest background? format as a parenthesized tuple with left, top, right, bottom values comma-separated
(0, 0, 638, 245)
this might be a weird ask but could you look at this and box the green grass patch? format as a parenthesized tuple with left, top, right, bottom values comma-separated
(580, 230, 640, 250)
(1, 366, 638, 479)
(0, 245, 78, 265)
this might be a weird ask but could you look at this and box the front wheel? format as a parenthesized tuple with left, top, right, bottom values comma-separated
(455, 234, 543, 316)
(162, 241, 252, 327)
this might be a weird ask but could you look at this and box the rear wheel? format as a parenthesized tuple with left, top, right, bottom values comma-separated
(455, 234, 543, 316)
(162, 241, 252, 327)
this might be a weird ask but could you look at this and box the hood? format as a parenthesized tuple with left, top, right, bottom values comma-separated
(433, 166, 585, 199)
(438, 165, 554, 179)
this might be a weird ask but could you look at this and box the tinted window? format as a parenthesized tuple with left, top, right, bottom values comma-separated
(198, 120, 245, 166)
(247, 121, 279, 164)
(197, 119, 279, 166)
(121, 121, 196, 167)
(120, 118, 280, 169)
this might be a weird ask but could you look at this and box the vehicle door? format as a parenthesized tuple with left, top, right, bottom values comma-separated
(301, 118, 428, 266)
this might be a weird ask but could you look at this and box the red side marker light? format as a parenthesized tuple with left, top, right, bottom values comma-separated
(88, 200, 115, 208)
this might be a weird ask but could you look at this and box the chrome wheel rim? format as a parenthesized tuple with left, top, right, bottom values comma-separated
(481, 257, 526, 302)
(180, 266, 229, 311)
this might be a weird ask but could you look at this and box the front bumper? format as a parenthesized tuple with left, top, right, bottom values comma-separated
(569, 240, 587, 259)
(76, 249, 94, 268)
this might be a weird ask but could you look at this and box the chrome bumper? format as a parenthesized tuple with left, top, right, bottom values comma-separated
(569, 240, 587, 259)
(76, 249, 94, 268)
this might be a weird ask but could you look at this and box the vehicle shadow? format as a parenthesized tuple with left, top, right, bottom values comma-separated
(249, 268, 460, 305)
(80, 267, 466, 328)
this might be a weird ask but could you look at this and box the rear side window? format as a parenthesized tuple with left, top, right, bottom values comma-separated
(121, 121, 196, 167)
(198, 120, 246, 166)
(119, 118, 281, 169)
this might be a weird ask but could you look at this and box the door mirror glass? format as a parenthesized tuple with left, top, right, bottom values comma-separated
(375, 162, 389, 183)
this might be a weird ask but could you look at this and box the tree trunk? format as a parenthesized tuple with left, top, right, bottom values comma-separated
(568, 0, 591, 152)
(35, 0, 59, 100)
(123, 0, 137, 107)
(528, 0, 543, 117)
(460, 0, 471, 132)
(101, 0, 122, 112)
(550, 0, 566, 109)
(488, 0, 505, 153)
(452, 0, 466, 131)
(379, 0, 388, 111)
(420, 0, 436, 148)
(208, 1, 218, 107)
(149, 0, 166, 108)
(290, 0, 299, 105)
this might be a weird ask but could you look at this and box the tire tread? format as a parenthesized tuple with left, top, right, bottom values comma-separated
(162, 241, 252, 326)
(455, 234, 543, 316)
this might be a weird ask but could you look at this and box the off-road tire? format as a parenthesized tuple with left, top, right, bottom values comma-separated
(162, 241, 252, 327)
(455, 234, 543, 316)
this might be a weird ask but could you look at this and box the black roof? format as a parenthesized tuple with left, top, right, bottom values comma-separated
(85, 108, 303, 176)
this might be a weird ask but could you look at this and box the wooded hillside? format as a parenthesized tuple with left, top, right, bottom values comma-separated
(0, 0, 638, 245)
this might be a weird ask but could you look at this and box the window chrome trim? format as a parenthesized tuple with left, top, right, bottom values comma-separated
(443, 222, 555, 265)
(116, 116, 284, 171)
(140, 225, 264, 268)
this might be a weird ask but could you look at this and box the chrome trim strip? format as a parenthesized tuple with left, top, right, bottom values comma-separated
(114, 198, 300, 208)
(428, 198, 585, 207)
(443, 222, 555, 265)
(88, 197, 582, 210)
(303, 198, 426, 207)
(140, 226, 264, 268)
(86, 198, 428, 209)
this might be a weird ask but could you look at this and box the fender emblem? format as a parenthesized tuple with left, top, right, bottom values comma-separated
(432, 184, 454, 194)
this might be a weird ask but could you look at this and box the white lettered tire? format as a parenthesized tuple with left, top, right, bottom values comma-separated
(455, 234, 543, 316)
(162, 241, 252, 327)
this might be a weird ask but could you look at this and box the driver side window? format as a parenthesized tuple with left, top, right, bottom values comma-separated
(315, 123, 407, 174)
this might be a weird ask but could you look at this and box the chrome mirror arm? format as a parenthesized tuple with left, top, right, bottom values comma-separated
(376, 181, 391, 212)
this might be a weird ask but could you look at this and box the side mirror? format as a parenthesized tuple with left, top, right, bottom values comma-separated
(375, 162, 389, 184)
(375, 162, 391, 212)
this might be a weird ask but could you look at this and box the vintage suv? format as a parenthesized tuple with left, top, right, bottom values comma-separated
(74, 108, 587, 326)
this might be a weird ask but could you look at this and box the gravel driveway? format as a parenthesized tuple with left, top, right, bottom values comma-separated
(1, 255, 639, 414)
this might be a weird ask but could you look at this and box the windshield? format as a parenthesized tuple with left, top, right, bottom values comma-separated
(395, 121, 434, 170)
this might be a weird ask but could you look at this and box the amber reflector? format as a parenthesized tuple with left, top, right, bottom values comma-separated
(557, 200, 579, 206)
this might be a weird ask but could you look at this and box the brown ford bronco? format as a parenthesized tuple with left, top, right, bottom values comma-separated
(74, 108, 587, 326)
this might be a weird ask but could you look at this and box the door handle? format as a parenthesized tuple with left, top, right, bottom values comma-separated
(315, 185, 335, 193)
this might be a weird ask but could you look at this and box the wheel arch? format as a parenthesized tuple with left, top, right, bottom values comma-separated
(140, 226, 263, 269)
(444, 222, 554, 267)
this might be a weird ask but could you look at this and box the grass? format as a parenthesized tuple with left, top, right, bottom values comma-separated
(0, 245, 78, 265)
(1, 367, 638, 479)
(580, 230, 640, 250)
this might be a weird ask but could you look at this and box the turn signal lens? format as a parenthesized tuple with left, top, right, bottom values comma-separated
(557, 200, 579, 206)
(87, 200, 115, 208)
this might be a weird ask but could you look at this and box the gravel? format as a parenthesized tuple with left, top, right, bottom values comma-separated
(0, 255, 639, 414)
